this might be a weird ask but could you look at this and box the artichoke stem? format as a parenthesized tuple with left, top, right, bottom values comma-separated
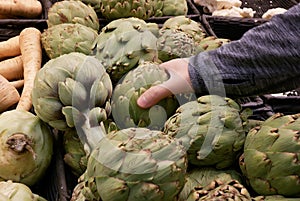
(6, 134, 37, 159)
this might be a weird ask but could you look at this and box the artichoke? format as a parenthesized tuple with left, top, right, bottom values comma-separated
(160, 16, 207, 45)
(32, 52, 112, 133)
(179, 167, 243, 201)
(98, 0, 162, 20)
(0, 110, 53, 186)
(47, 0, 100, 31)
(157, 28, 197, 62)
(111, 61, 179, 130)
(92, 17, 160, 84)
(239, 113, 300, 197)
(0, 180, 47, 201)
(197, 36, 231, 52)
(162, 0, 188, 16)
(71, 127, 188, 201)
(41, 23, 98, 59)
(186, 179, 252, 201)
(163, 95, 247, 169)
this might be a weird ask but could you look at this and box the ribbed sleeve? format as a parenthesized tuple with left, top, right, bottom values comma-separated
(188, 3, 300, 98)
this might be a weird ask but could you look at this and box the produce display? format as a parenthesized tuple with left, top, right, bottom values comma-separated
(0, 0, 299, 201)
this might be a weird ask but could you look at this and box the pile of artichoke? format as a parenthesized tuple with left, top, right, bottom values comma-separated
(1, 0, 298, 200)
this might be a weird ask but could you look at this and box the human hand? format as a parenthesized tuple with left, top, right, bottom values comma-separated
(137, 58, 195, 109)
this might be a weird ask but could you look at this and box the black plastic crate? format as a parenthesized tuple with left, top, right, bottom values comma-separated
(262, 92, 300, 115)
(0, 0, 52, 41)
(235, 96, 275, 121)
(196, 0, 299, 40)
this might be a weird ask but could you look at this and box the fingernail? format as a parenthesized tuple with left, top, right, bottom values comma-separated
(137, 95, 148, 108)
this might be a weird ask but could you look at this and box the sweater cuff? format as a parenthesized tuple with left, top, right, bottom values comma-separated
(188, 51, 226, 97)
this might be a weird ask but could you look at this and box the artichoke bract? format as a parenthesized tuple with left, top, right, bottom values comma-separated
(71, 127, 188, 201)
(0, 180, 47, 201)
(163, 95, 247, 169)
(32, 52, 112, 132)
(111, 61, 179, 130)
(47, 0, 100, 31)
(0, 110, 53, 186)
(41, 23, 98, 59)
(92, 17, 160, 84)
(239, 113, 300, 197)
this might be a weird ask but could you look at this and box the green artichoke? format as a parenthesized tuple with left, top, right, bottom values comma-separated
(157, 28, 197, 62)
(186, 179, 252, 201)
(92, 17, 160, 84)
(0, 110, 53, 186)
(32, 52, 112, 133)
(71, 127, 188, 201)
(239, 113, 300, 197)
(0, 180, 47, 201)
(47, 0, 100, 31)
(197, 36, 231, 52)
(179, 167, 243, 201)
(41, 23, 98, 59)
(162, 0, 188, 16)
(160, 16, 207, 45)
(111, 61, 179, 130)
(99, 0, 161, 20)
(163, 95, 247, 169)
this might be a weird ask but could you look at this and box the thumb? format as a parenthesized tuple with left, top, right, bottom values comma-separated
(137, 84, 172, 109)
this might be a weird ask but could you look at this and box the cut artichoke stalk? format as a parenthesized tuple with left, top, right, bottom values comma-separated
(0, 110, 53, 186)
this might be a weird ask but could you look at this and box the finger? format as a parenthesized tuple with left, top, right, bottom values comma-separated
(137, 85, 172, 109)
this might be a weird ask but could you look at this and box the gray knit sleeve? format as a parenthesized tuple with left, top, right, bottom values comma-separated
(188, 3, 300, 98)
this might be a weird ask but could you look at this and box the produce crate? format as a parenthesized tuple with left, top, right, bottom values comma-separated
(196, 0, 299, 40)
(235, 96, 275, 121)
(0, 0, 52, 41)
(261, 90, 300, 115)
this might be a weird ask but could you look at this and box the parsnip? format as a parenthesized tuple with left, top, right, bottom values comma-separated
(10, 79, 24, 89)
(0, 0, 42, 18)
(0, 55, 23, 81)
(16, 27, 42, 111)
(0, 36, 21, 60)
(0, 74, 20, 112)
